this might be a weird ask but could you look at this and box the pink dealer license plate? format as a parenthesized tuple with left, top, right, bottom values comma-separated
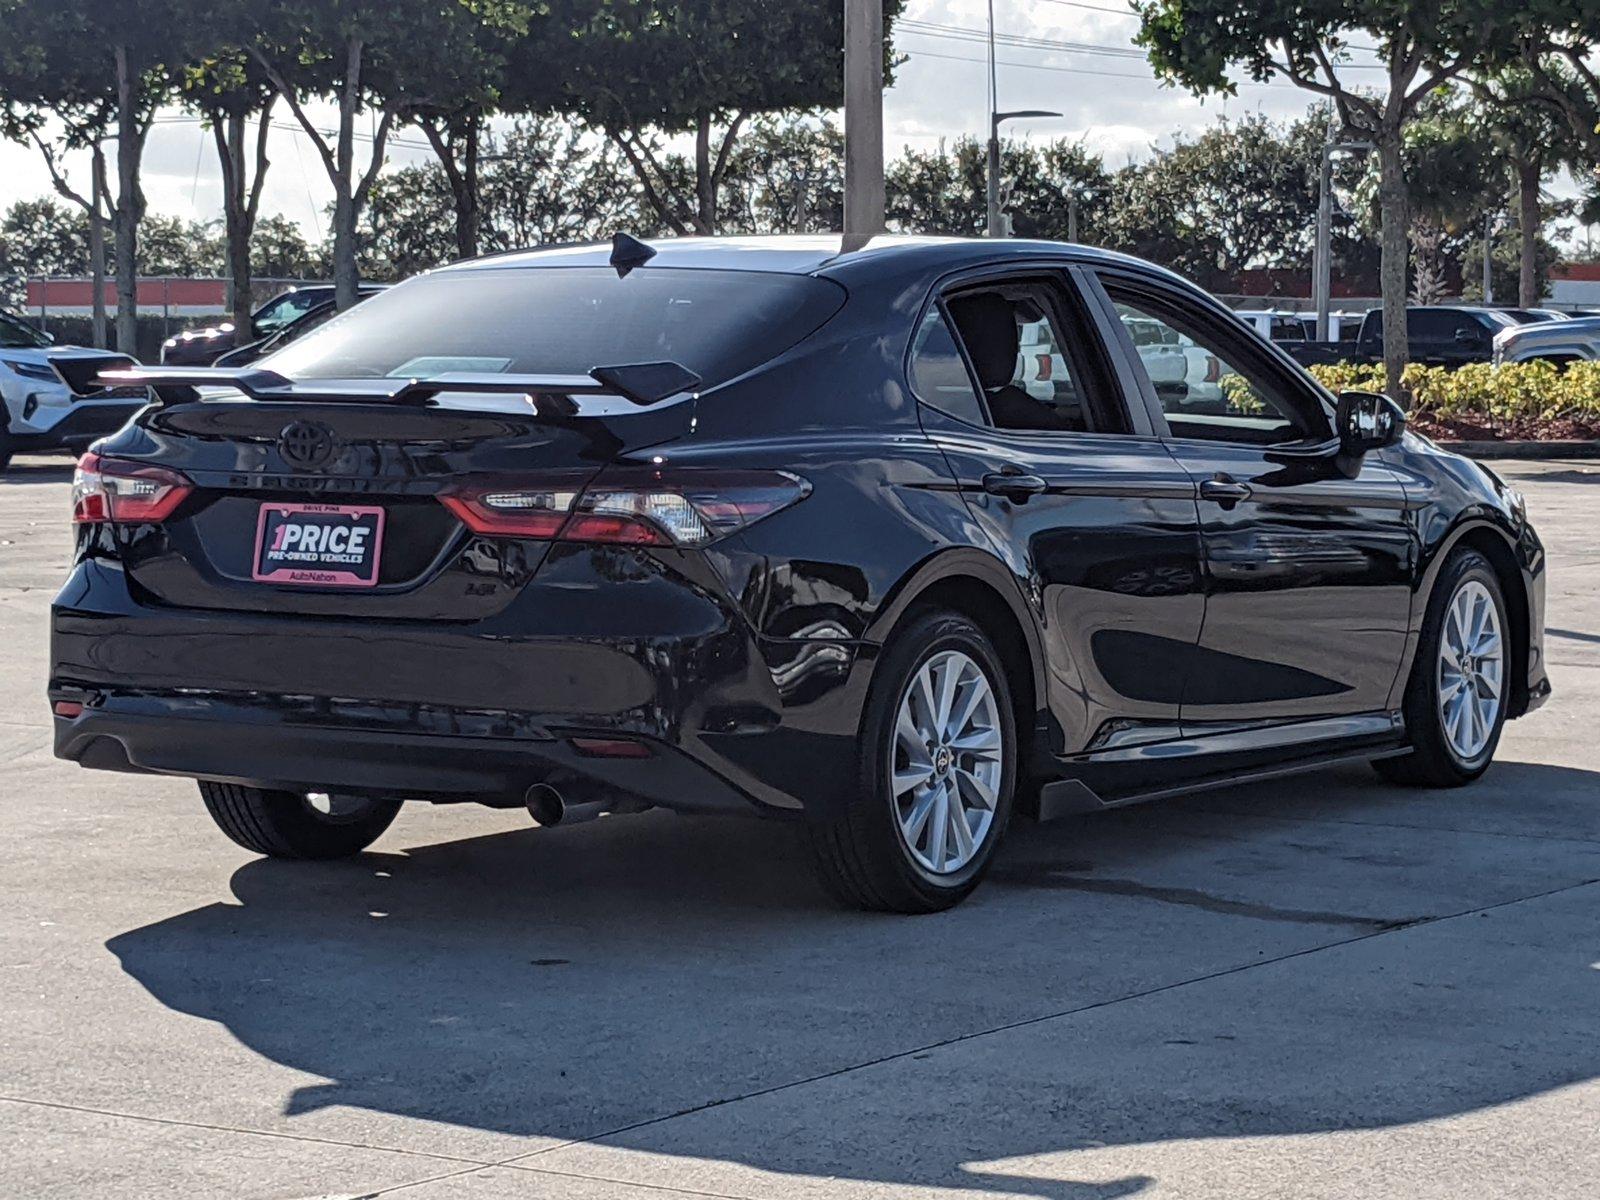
(252, 502, 386, 588)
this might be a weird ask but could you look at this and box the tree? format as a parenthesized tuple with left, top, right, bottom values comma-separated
(0, 0, 192, 353)
(1119, 115, 1319, 288)
(252, 214, 324, 281)
(719, 116, 846, 234)
(138, 216, 224, 276)
(1507, 11, 1600, 165)
(0, 198, 93, 310)
(1473, 68, 1581, 306)
(564, 0, 905, 235)
(357, 116, 650, 272)
(183, 46, 277, 339)
(1135, 0, 1505, 396)
(245, 0, 525, 308)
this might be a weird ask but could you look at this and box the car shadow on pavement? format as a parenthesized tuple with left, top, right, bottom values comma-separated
(0, 459, 74, 484)
(103, 759, 1600, 1198)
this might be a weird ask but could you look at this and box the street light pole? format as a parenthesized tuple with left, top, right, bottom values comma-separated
(1313, 134, 1373, 340)
(843, 0, 885, 251)
(986, 110, 1062, 237)
(985, 0, 1002, 238)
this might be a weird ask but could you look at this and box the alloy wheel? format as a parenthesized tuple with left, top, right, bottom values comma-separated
(1437, 578, 1504, 762)
(890, 649, 1003, 875)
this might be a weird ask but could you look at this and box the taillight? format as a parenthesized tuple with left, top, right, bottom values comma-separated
(441, 468, 809, 548)
(437, 477, 586, 540)
(72, 452, 194, 524)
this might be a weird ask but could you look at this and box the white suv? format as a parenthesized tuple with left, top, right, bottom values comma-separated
(0, 313, 145, 470)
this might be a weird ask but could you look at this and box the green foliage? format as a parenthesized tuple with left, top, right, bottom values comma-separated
(1308, 360, 1600, 429)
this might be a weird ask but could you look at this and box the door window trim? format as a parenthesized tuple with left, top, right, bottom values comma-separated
(903, 258, 1155, 439)
(1083, 267, 1336, 448)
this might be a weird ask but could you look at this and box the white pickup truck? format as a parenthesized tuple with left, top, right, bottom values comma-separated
(1493, 315, 1600, 366)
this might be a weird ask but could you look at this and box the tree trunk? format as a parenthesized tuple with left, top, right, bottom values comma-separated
(89, 149, 108, 349)
(217, 111, 255, 340)
(332, 37, 362, 310)
(458, 122, 480, 260)
(1517, 158, 1541, 309)
(422, 117, 481, 260)
(1375, 124, 1409, 401)
(694, 109, 714, 234)
(112, 46, 144, 358)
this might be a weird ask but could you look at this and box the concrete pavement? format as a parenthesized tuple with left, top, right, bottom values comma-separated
(1, 455, 1597, 1199)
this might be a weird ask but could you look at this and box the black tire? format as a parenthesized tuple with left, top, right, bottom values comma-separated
(806, 609, 1017, 913)
(1375, 548, 1508, 788)
(199, 782, 401, 859)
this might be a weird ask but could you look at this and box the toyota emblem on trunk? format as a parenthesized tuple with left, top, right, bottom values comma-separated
(278, 421, 338, 470)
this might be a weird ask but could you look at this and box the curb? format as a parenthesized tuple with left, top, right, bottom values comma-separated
(1435, 440, 1600, 460)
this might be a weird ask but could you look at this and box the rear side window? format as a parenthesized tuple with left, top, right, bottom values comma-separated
(908, 306, 986, 425)
(262, 267, 846, 389)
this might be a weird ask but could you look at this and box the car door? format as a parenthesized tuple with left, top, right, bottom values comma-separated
(910, 265, 1205, 756)
(1089, 270, 1415, 732)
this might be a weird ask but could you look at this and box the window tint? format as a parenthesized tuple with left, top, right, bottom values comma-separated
(262, 268, 846, 389)
(1408, 310, 1458, 340)
(1108, 291, 1319, 446)
(944, 287, 1094, 433)
(0, 313, 48, 348)
(909, 306, 985, 425)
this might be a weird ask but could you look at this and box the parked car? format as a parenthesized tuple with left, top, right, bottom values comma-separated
(1493, 314, 1600, 366)
(213, 287, 385, 368)
(51, 235, 1549, 912)
(160, 284, 386, 365)
(1499, 308, 1569, 324)
(0, 311, 145, 471)
(1288, 305, 1518, 368)
(1235, 309, 1316, 344)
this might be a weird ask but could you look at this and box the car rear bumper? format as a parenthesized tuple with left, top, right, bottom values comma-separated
(50, 557, 876, 818)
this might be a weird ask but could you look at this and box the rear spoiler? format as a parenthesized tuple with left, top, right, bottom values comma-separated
(99, 361, 702, 412)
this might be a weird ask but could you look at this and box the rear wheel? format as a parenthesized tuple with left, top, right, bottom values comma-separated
(1376, 549, 1508, 787)
(807, 609, 1016, 913)
(199, 782, 401, 859)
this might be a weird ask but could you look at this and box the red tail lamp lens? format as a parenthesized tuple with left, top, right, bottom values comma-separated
(441, 469, 809, 548)
(52, 701, 84, 719)
(72, 452, 193, 524)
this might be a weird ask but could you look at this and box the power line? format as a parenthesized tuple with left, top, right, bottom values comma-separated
(1032, 0, 1139, 16)
(904, 46, 1302, 90)
(899, 19, 1149, 59)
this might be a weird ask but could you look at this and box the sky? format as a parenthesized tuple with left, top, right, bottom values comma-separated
(0, 0, 1589, 248)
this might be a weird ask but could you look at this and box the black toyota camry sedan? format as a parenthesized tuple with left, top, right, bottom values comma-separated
(50, 235, 1549, 912)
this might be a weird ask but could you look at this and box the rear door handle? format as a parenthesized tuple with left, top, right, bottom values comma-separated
(982, 471, 1048, 502)
(1198, 475, 1252, 507)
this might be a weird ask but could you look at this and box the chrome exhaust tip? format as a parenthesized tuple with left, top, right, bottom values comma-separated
(525, 782, 607, 827)
(524, 783, 565, 827)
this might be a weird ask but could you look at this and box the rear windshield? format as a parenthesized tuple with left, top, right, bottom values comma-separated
(262, 266, 846, 389)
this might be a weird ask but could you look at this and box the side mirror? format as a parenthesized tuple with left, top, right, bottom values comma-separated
(1154, 379, 1189, 401)
(1336, 390, 1406, 457)
(1455, 327, 1481, 346)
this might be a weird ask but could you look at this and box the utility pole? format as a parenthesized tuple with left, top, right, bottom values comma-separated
(1068, 192, 1080, 243)
(843, 0, 885, 251)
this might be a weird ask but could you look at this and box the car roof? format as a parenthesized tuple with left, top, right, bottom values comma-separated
(443, 233, 1155, 283)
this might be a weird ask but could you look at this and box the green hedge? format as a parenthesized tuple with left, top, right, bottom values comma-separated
(1308, 361, 1600, 426)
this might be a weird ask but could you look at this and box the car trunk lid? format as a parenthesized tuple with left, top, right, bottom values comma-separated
(98, 371, 695, 620)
